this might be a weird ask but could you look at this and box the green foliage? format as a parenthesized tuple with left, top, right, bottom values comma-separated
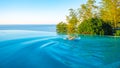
(66, 9, 79, 37)
(78, 0, 98, 21)
(114, 30, 120, 36)
(100, 0, 120, 28)
(67, 23, 76, 35)
(56, 22, 67, 35)
(56, 0, 120, 36)
(66, 9, 78, 25)
(78, 18, 112, 35)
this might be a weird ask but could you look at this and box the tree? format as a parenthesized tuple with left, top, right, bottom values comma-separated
(66, 9, 79, 36)
(114, 30, 120, 36)
(78, 18, 112, 35)
(56, 0, 117, 37)
(78, 0, 97, 22)
(66, 9, 78, 25)
(56, 22, 67, 35)
(67, 23, 76, 35)
(100, 0, 120, 28)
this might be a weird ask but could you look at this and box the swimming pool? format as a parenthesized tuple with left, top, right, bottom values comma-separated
(0, 30, 120, 68)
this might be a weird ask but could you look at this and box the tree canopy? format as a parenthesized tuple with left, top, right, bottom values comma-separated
(56, 22, 67, 35)
(56, 0, 120, 36)
(78, 18, 112, 35)
(100, 0, 120, 28)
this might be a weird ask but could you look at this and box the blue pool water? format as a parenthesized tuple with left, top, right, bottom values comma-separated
(0, 26, 120, 68)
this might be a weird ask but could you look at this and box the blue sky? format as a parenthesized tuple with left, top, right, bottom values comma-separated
(0, 0, 87, 24)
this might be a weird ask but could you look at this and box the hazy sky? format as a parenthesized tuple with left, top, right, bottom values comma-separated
(0, 0, 87, 25)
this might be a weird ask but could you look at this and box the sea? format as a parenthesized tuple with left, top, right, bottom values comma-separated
(0, 25, 56, 32)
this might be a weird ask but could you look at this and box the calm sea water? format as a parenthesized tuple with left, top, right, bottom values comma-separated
(0, 25, 56, 32)
(0, 25, 120, 68)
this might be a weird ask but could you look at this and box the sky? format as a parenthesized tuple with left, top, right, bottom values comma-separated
(0, 0, 87, 25)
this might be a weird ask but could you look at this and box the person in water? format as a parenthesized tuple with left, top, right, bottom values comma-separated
(67, 34, 78, 40)
(64, 34, 80, 40)
(68, 35, 75, 40)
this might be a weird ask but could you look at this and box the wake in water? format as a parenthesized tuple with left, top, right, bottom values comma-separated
(0, 30, 120, 68)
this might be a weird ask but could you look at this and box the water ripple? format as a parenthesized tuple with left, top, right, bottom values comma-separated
(0, 30, 120, 68)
